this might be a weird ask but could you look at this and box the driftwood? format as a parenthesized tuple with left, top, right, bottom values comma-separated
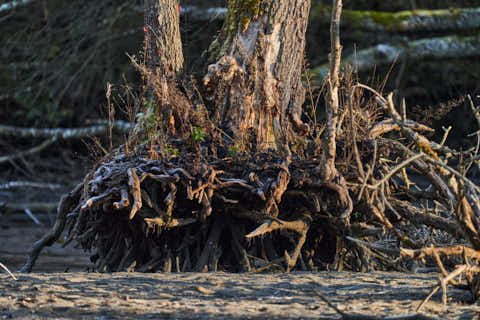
(183, 5, 480, 34)
(0, 181, 62, 190)
(313, 36, 480, 80)
(0, 121, 132, 139)
(0, 121, 132, 164)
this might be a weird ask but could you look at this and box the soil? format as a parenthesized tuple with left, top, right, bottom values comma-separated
(0, 219, 479, 320)
(1, 271, 479, 320)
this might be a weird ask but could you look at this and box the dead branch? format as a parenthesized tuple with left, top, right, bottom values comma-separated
(400, 245, 480, 261)
(0, 121, 131, 139)
(0, 262, 17, 280)
(390, 199, 461, 237)
(113, 187, 130, 209)
(0, 181, 62, 190)
(369, 119, 434, 139)
(0, 0, 35, 13)
(183, 6, 480, 34)
(368, 154, 424, 189)
(314, 35, 480, 80)
(417, 264, 473, 310)
(312, 289, 436, 320)
(313, 6, 480, 33)
(323, 0, 343, 180)
(127, 168, 142, 220)
(246, 214, 311, 239)
(81, 187, 121, 210)
(144, 217, 196, 229)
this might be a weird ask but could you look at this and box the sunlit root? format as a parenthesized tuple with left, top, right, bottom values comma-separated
(400, 245, 480, 261)
(127, 168, 142, 219)
(113, 187, 130, 209)
(369, 119, 434, 139)
(81, 187, 120, 210)
(246, 213, 311, 239)
(144, 217, 196, 228)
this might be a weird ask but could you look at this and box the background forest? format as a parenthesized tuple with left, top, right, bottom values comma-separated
(1, 0, 479, 132)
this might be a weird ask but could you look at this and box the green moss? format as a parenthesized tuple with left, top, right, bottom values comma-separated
(343, 9, 453, 31)
(310, 3, 457, 31)
(340, 10, 403, 31)
(207, 0, 264, 61)
(229, 0, 262, 32)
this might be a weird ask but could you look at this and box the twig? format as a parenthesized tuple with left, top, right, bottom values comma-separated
(418, 265, 468, 310)
(416, 285, 440, 313)
(468, 94, 480, 130)
(348, 87, 364, 178)
(358, 140, 377, 201)
(312, 289, 436, 320)
(0, 262, 17, 280)
(24, 208, 43, 225)
(312, 289, 346, 317)
(440, 126, 451, 146)
(368, 153, 424, 189)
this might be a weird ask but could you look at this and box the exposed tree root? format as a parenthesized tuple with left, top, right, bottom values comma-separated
(20, 145, 350, 273)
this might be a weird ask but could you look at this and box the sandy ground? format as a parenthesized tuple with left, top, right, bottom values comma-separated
(1, 216, 480, 319)
(1, 271, 479, 320)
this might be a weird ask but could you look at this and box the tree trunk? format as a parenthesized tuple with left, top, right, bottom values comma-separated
(203, 0, 310, 152)
(144, 0, 183, 75)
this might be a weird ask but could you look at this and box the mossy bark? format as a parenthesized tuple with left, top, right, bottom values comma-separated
(203, 0, 310, 152)
(310, 5, 480, 33)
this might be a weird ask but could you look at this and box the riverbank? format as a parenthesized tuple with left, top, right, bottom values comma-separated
(1, 271, 478, 319)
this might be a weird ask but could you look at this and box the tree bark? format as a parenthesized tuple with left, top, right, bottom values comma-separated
(144, 0, 183, 75)
(203, 0, 310, 152)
